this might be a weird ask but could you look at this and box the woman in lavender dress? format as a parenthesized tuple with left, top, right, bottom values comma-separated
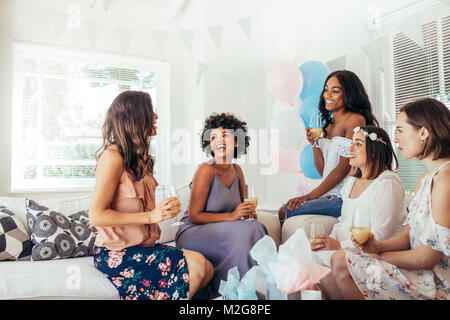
(175, 113, 267, 297)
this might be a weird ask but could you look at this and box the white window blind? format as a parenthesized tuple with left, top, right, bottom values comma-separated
(11, 41, 170, 192)
(372, 0, 450, 194)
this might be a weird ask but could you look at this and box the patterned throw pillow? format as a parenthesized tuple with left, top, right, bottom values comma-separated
(0, 206, 32, 261)
(26, 199, 97, 261)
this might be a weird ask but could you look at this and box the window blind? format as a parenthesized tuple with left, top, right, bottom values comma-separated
(11, 41, 169, 191)
(372, 0, 450, 195)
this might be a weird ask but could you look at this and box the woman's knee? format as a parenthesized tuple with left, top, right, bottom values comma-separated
(183, 249, 213, 280)
(331, 250, 349, 281)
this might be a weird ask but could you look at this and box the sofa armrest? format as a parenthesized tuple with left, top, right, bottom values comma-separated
(281, 215, 339, 244)
(256, 211, 281, 248)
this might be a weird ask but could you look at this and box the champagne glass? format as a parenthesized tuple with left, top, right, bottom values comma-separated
(162, 184, 183, 227)
(309, 113, 323, 147)
(351, 206, 370, 246)
(309, 221, 325, 248)
(243, 184, 258, 221)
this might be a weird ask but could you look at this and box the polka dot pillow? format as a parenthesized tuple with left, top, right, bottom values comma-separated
(26, 199, 97, 261)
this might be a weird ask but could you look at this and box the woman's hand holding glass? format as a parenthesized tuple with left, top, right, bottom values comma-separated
(308, 114, 323, 147)
(350, 230, 382, 255)
(311, 234, 341, 251)
(149, 197, 181, 224)
(231, 202, 256, 221)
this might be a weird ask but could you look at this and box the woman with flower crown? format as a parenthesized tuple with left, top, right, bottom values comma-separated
(310, 126, 406, 268)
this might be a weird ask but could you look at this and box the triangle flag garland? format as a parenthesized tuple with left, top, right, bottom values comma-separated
(50, 10, 68, 41)
(361, 35, 385, 72)
(196, 61, 211, 85)
(116, 26, 134, 52)
(208, 25, 223, 51)
(326, 55, 347, 72)
(238, 18, 252, 40)
(396, 13, 424, 48)
(153, 29, 169, 56)
(180, 29, 195, 54)
(85, 19, 104, 48)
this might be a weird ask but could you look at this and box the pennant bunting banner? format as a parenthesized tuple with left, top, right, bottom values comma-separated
(238, 18, 252, 40)
(361, 35, 385, 72)
(84, 19, 104, 48)
(208, 26, 223, 51)
(396, 13, 424, 48)
(180, 29, 195, 54)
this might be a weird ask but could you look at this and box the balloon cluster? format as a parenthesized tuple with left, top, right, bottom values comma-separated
(268, 60, 330, 180)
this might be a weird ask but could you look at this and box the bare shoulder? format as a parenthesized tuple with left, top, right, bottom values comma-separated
(194, 163, 215, 183)
(414, 171, 428, 194)
(431, 165, 450, 228)
(344, 113, 366, 139)
(233, 163, 245, 177)
(97, 148, 124, 172)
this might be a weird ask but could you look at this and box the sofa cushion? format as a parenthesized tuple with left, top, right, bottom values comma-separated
(0, 257, 119, 300)
(0, 206, 32, 261)
(281, 215, 339, 244)
(26, 199, 97, 261)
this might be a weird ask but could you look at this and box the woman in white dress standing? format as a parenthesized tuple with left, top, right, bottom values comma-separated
(311, 126, 406, 267)
(321, 98, 450, 300)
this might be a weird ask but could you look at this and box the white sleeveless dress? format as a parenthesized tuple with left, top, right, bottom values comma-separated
(344, 161, 450, 300)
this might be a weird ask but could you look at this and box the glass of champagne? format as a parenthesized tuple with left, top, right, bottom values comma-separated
(309, 113, 323, 147)
(310, 222, 325, 248)
(162, 184, 183, 227)
(243, 184, 258, 221)
(351, 206, 371, 246)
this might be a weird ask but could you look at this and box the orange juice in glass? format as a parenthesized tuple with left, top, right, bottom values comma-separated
(351, 207, 370, 244)
(244, 185, 257, 221)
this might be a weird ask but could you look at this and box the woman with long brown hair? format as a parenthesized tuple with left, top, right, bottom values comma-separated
(89, 91, 213, 300)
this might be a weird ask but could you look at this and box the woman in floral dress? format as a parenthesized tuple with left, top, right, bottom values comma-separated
(89, 91, 213, 300)
(320, 98, 450, 300)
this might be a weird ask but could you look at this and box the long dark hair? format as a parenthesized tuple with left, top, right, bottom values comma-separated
(319, 70, 379, 137)
(96, 91, 156, 180)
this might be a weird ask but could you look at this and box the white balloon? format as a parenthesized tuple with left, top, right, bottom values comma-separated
(270, 109, 306, 148)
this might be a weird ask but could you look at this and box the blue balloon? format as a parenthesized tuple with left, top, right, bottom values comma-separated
(299, 94, 321, 127)
(300, 144, 322, 180)
(299, 61, 330, 101)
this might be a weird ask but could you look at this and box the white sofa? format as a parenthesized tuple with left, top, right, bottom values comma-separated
(0, 186, 280, 300)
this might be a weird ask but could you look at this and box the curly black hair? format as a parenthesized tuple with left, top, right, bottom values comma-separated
(200, 112, 250, 158)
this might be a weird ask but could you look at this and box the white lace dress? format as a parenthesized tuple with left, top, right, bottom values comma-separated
(345, 161, 450, 300)
(318, 137, 352, 198)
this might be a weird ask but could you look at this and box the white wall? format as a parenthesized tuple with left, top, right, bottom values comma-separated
(0, 0, 419, 203)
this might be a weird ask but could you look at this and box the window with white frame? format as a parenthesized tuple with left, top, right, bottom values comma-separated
(372, 0, 450, 195)
(11, 41, 170, 192)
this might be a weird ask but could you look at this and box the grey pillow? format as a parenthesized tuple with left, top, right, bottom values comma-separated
(26, 199, 97, 261)
(0, 206, 32, 261)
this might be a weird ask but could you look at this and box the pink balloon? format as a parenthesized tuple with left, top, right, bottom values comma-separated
(267, 62, 304, 106)
(270, 141, 302, 174)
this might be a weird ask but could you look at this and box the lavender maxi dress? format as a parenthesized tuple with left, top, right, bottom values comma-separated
(175, 167, 267, 296)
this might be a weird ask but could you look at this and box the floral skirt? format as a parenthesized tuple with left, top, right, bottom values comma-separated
(93, 244, 190, 300)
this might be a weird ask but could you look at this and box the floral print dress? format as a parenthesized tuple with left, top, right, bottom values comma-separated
(94, 244, 189, 300)
(344, 161, 450, 300)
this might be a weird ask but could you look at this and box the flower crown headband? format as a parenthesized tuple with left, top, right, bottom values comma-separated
(353, 127, 387, 145)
